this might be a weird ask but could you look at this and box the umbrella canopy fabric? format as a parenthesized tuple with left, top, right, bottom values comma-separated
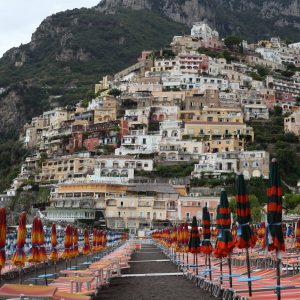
(92, 229, 97, 253)
(28, 217, 40, 263)
(266, 159, 285, 252)
(182, 222, 189, 253)
(49, 224, 58, 261)
(200, 206, 213, 254)
(38, 219, 47, 262)
(188, 216, 201, 253)
(236, 174, 257, 249)
(214, 191, 235, 258)
(295, 220, 300, 249)
(72, 227, 79, 258)
(0, 208, 6, 271)
(82, 229, 90, 255)
(171, 225, 177, 248)
(62, 225, 72, 260)
(12, 212, 26, 268)
(258, 222, 266, 249)
(97, 230, 103, 251)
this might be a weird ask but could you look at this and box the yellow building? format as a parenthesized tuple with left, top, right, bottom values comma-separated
(184, 121, 254, 142)
(36, 154, 96, 182)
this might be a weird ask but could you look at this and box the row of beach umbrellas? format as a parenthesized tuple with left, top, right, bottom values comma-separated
(153, 159, 296, 300)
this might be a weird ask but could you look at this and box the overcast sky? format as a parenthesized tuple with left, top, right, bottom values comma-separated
(0, 0, 100, 57)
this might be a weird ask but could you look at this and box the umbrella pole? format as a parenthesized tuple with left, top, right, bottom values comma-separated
(276, 249, 281, 300)
(220, 258, 223, 285)
(246, 247, 252, 297)
(44, 261, 48, 285)
(208, 254, 212, 282)
(228, 253, 233, 288)
(196, 253, 198, 275)
(19, 268, 22, 284)
(204, 255, 207, 279)
(35, 264, 37, 284)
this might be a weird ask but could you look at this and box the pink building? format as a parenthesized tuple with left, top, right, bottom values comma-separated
(178, 196, 219, 224)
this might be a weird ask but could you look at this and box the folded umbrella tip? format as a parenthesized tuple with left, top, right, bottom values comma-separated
(272, 158, 277, 163)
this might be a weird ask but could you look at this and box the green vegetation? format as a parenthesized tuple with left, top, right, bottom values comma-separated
(283, 194, 300, 213)
(224, 35, 242, 51)
(229, 195, 262, 223)
(0, 141, 28, 192)
(135, 163, 195, 178)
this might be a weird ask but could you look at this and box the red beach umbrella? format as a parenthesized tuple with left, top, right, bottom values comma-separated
(82, 229, 90, 255)
(62, 225, 72, 260)
(49, 224, 58, 262)
(92, 229, 97, 253)
(72, 227, 79, 258)
(0, 208, 6, 273)
(38, 219, 47, 262)
(28, 217, 40, 264)
(200, 206, 213, 255)
(267, 158, 285, 300)
(295, 220, 300, 249)
(12, 212, 26, 268)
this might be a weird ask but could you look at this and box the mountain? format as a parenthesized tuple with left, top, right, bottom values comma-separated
(97, 0, 300, 41)
(0, 8, 187, 139)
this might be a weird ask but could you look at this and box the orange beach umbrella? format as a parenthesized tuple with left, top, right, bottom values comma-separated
(82, 229, 90, 255)
(28, 217, 40, 263)
(38, 219, 47, 262)
(49, 224, 58, 262)
(12, 212, 26, 268)
(72, 227, 79, 258)
(62, 225, 72, 260)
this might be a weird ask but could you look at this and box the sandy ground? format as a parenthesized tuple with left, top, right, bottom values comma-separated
(98, 244, 214, 300)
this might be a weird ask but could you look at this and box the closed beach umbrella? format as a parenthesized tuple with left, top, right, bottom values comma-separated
(171, 225, 177, 248)
(0, 208, 6, 274)
(200, 206, 213, 255)
(182, 222, 189, 253)
(214, 192, 235, 258)
(295, 220, 300, 249)
(201, 206, 213, 282)
(62, 225, 72, 260)
(38, 219, 47, 262)
(267, 158, 285, 300)
(92, 229, 97, 253)
(49, 224, 58, 262)
(28, 217, 40, 264)
(236, 175, 257, 249)
(236, 174, 257, 296)
(82, 229, 90, 255)
(214, 190, 235, 287)
(188, 216, 201, 274)
(72, 227, 79, 258)
(188, 216, 201, 253)
(12, 212, 27, 268)
(258, 222, 266, 248)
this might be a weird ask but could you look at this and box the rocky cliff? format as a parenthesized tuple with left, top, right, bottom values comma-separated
(97, 0, 300, 39)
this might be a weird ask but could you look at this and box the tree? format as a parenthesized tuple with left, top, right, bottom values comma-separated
(224, 35, 242, 51)
(283, 194, 300, 213)
(229, 195, 262, 223)
(108, 88, 122, 97)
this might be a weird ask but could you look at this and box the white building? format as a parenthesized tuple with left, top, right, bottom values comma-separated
(115, 134, 162, 155)
(191, 22, 219, 42)
(192, 151, 269, 179)
(243, 104, 269, 121)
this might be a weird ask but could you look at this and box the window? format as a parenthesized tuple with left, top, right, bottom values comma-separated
(186, 212, 190, 220)
(142, 138, 146, 144)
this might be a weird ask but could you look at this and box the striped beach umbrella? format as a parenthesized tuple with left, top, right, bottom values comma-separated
(0, 208, 6, 273)
(82, 229, 90, 255)
(267, 158, 285, 300)
(236, 174, 257, 296)
(171, 225, 177, 248)
(28, 217, 40, 264)
(266, 159, 285, 252)
(12, 212, 26, 268)
(38, 219, 47, 262)
(62, 225, 72, 260)
(200, 206, 213, 255)
(236, 175, 257, 249)
(92, 229, 97, 253)
(72, 227, 79, 258)
(188, 217, 201, 253)
(295, 220, 300, 249)
(214, 191, 235, 258)
(49, 224, 58, 262)
(258, 222, 266, 248)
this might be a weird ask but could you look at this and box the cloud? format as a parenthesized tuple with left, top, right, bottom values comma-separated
(0, 0, 100, 57)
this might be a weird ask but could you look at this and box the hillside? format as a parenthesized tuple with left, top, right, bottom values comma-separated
(97, 0, 300, 41)
(0, 8, 188, 138)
